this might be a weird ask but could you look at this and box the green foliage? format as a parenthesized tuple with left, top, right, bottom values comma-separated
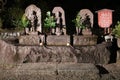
(72, 15, 85, 29)
(112, 21, 120, 38)
(3, 7, 24, 29)
(12, 14, 30, 31)
(44, 11, 56, 28)
(10, 7, 24, 27)
(12, 19, 23, 29)
(21, 14, 30, 28)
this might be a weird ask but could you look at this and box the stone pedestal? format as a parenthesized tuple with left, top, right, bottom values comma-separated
(46, 35, 70, 46)
(19, 35, 45, 45)
(73, 35, 98, 46)
(19, 35, 40, 45)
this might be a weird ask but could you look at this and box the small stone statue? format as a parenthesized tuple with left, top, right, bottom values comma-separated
(30, 11, 38, 32)
(82, 14, 91, 29)
(55, 11, 63, 35)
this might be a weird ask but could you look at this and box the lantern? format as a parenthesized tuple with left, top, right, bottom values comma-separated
(96, 9, 114, 34)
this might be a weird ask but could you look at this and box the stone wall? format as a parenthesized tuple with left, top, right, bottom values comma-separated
(0, 39, 110, 64)
(0, 39, 120, 80)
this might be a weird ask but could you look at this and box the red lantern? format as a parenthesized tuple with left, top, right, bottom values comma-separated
(96, 9, 114, 34)
(97, 9, 114, 28)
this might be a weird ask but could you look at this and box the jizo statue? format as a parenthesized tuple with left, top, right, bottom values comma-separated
(30, 11, 38, 32)
(52, 7, 66, 35)
(25, 4, 42, 33)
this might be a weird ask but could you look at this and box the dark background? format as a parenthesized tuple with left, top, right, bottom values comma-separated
(3, 0, 120, 34)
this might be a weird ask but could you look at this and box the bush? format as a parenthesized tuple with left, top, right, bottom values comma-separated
(3, 7, 24, 30)
(112, 21, 120, 38)
(72, 14, 85, 29)
(44, 11, 56, 28)
(21, 14, 30, 28)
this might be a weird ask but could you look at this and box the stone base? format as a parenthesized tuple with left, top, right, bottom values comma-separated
(19, 35, 45, 45)
(46, 35, 70, 46)
(19, 35, 40, 45)
(73, 35, 98, 46)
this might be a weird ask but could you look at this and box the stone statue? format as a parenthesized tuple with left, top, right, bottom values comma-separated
(25, 4, 42, 33)
(79, 9, 94, 28)
(82, 14, 91, 29)
(78, 9, 93, 35)
(52, 7, 66, 35)
(55, 11, 63, 35)
(30, 11, 38, 32)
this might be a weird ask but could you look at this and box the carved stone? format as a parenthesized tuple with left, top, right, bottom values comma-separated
(52, 6, 66, 35)
(25, 4, 42, 33)
(78, 9, 94, 28)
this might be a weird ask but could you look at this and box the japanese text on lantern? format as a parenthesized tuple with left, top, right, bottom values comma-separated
(98, 9, 112, 28)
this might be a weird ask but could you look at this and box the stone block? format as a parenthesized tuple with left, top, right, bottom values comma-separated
(46, 35, 70, 46)
(57, 63, 100, 80)
(73, 35, 97, 46)
(19, 35, 40, 45)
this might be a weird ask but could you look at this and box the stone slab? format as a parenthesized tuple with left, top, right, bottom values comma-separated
(46, 35, 70, 46)
(73, 35, 98, 46)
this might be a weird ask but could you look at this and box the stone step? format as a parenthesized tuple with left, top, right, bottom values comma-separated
(0, 63, 100, 80)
